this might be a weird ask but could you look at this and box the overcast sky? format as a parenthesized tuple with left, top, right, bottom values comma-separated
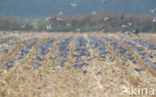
(0, 0, 155, 18)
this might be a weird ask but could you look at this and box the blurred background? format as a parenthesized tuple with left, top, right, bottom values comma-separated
(0, 0, 156, 32)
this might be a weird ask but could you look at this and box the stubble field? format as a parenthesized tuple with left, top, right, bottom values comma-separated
(0, 32, 156, 97)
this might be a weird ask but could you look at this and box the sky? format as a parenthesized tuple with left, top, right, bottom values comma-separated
(0, 0, 155, 18)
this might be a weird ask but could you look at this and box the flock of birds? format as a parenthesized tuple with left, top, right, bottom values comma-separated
(0, 33, 156, 75)
(0, 1, 156, 96)
(0, 1, 155, 71)
(17, 9, 156, 35)
(43, 0, 156, 34)
(0, 0, 155, 34)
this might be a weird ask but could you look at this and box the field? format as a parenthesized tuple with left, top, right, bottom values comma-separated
(0, 32, 156, 97)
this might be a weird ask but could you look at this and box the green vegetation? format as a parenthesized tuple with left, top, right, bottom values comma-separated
(0, 13, 156, 33)
(0, 14, 34, 31)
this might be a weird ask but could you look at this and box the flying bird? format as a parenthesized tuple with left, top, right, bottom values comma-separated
(56, 18, 63, 22)
(70, 3, 77, 7)
(91, 11, 97, 15)
(149, 8, 156, 14)
(152, 17, 156, 23)
(57, 12, 63, 16)
(104, 17, 111, 21)
(45, 16, 51, 22)
(46, 25, 53, 30)
(101, 0, 107, 4)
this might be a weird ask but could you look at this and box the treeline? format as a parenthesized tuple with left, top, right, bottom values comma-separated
(0, 14, 33, 31)
(0, 12, 156, 32)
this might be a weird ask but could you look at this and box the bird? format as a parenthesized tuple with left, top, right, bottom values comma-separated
(66, 23, 72, 27)
(121, 24, 127, 28)
(46, 25, 53, 30)
(70, 3, 77, 7)
(124, 31, 132, 37)
(152, 17, 156, 23)
(56, 18, 63, 22)
(20, 24, 26, 29)
(57, 12, 63, 16)
(100, 28, 105, 33)
(13, 31, 21, 34)
(120, 15, 124, 20)
(104, 17, 111, 21)
(75, 28, 81, 32)
(45, 16, 51, 22)
(91, 11, 97, 15)
(133, 28, 139, 36)
(101, 0, 107, 4)
(149, 8, 156, 14)
(127, 22, 132, 26)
